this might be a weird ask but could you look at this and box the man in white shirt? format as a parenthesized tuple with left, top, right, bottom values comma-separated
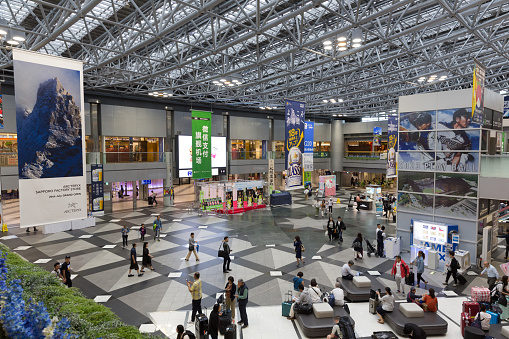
(328, 198, 333, 214)
(341, 260, 356, 280)
(476, 304, 492, 331)
(331, 281, 345, 306)
(308, 278, 322, 304)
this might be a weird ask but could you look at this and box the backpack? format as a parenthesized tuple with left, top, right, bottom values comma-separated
(183, 330, 196, 339)
(328, 292, 336, 307)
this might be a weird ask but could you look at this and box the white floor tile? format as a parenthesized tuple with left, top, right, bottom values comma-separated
(110, 219, 121, 222)
(266, 244, 276, 247)
(198, 226, 208, 229)
(14, 246, 32, 250)
(137, 256, 143, 262)
(103, 245, 116, 249)
(367, 270, 381, 276)
(173, 219, 182, 222)
(443, 291, 458, 297)
(270, 271, 282, 276)
(168, 272, 182, 278)
(130, 226, 141, 230)
(0, 235, 18, 240)
(467, 271, 478, 276)
(312, 256, 322, 260)
(70, 274, 78, 280)
(94, 295, 112, 303)
(139, 324, 157, 333)
(160, 234, 167, 238)
(151, 214, 160, 216)
(34, 258, 52, 264)
(79, 235, 93, 239)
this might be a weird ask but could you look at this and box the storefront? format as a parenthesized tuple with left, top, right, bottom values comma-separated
(103, 136, 161, 162)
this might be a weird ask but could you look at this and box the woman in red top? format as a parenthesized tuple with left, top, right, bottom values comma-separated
(419, 288, 438, 312)
(391, 255, 410, 294)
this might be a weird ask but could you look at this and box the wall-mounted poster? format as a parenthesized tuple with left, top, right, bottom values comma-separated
(13, 50, 86, 227)
(434, 196, 477, 220)
(436, 108, 480, 129)
(397, 171, 434, 193)
(398, 192, 434, 214)
(504, 96, 509, 118)
(399, 131, 435, 151)
(91, 164, 104, 214)
(191, 110, 212, 179)
(373, 126, 382, 146)
(472, 59, 485, 125)
(400, 111, 436, 131)
(398, 151, 435, 171)
(434, 173, 478, 197)
(435, 152, 479, 173)
(285, 99, 305, 189)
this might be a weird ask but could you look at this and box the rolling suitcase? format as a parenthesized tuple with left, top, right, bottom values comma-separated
(195, 313, 208, 339)
(457, 273, 467, 285)
(224, 324, 236, 339)
(487, 310, 500, 324)
(148, 196, 154, 205)
(219, 308, 232, 335)
(282, 290, 292, 317)
(463, 301, 480, 318)
(461, 312, 471, 337)
(369, 298, 380, 314)
(405, 270, 415, 286)
(372, 331, 398, 339)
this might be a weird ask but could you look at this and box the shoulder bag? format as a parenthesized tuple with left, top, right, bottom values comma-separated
(217, 242, 226, 258)
(294, 303, 313, 314)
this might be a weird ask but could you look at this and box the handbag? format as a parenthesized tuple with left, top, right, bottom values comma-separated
(189, 245, 195, 251)
(294, 303, 313, 314)
(471, 315, 483, 328)
(301, 244, 305, 252)
(499, 295, 508, 307)
(217, 242, 227, 258)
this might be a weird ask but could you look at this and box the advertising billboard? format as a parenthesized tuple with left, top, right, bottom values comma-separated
(285, 99, 305, 189)
(178, 135, 226, 177)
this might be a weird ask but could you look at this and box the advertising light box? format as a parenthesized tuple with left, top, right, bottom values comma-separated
(178, 135, 226, 176)
(412, 220, 449, 245)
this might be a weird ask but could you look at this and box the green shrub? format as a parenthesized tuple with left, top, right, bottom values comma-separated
(0, 244, 159, 339)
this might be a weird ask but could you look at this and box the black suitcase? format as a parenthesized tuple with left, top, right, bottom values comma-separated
(195, 313, 208, 339)
(405, 271, 415, 286)
(372, 330, 398, 338)
(457, 273, 467, 285)
(219, 309, 232, 335)
(338, 316, 355, 339)
(148, 196, 154, 205)
(224, 324, 236, 339)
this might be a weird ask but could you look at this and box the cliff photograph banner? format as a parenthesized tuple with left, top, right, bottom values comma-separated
(285, 99, 305, 189)
(13, 50, 86, 227)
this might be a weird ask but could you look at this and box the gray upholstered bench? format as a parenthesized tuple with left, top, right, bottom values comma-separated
(295, 305, 355, 338)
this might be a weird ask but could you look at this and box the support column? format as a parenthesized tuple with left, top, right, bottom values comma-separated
(132, 181, 137, 210)
(163, 108, 174, 206)
(330, 119, 344, 172)
(222, 113, 229, 181)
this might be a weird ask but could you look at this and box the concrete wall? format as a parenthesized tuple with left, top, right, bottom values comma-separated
(230, 116, 270, 140)
(101, 104, 166, 137)
(343, 120, 388, 135)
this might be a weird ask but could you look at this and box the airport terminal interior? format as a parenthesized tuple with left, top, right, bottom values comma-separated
(1, 0, 509, 339)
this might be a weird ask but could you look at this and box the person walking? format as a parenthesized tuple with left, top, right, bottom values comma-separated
(294, 236, 305, 267)
(141, 242, 154, 272)
(25, 226, 38, 233)
(412, 250, 428, 288)
(497, 229, 509, 260)
(139, 224, 146, 241)
(236, 279, 249, 328)
(355, 194, 361, 211)
(326, 216, 335, 242)
(336, 216, 345, 243)
(351, 177, 355, 187)
(51, 262, 65, 283)
(443, 251, 459, 287)
(314, 200, 320, 217)
(121, 225, 130, 248)
(185, 233, 200, 261)
(187, 272, 202, 324)
(481, 261, 500, 289)
(224, 276, 236, 323)
(222, 236, 232, 273)
(60, 255, 72, 287)
(128, 243, 144, 277)
(153, 215, 162, 242)
(328, 197, 334, 214)
(391, 255, 410, 294)
(208, 303, 220, 339)
(151, 190, 158, 205)
(352, 233, 363, 260)
(321, 199, 326, 217)
(176, 325, 194, 339)
(377, 225, 386, 257)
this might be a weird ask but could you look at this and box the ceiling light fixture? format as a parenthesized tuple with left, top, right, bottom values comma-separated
(330, 99, 336, 103)
(500, 90, 507, 95)
(323, 40, 332, 45)
(6, 29, 19, 45)
(337, 33, 347, 42)
(352, 28, 363, 43)
(332, 114, 337, 117)
(323, 99, 328, 103)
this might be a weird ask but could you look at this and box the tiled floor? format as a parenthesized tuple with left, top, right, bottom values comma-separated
(1, 187, 507, 338)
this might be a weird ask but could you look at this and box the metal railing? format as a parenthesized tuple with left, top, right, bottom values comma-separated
(480, 154, 509, 178)
(345, 151, 385, 160)
(86, 152, 165, 164)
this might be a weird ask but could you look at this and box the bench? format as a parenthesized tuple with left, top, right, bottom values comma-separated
(340, 276, 387, 302)
(384, 303, 448, 336)
(295, 305, 355, 338)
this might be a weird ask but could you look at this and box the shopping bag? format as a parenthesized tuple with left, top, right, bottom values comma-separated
(501, 262, 509, 276)
(196, 244, 200, 252)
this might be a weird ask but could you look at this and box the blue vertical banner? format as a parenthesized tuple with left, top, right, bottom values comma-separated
(91, 164, 104, 213)
(387, 116, 398, 178)
(504, 96, 509, 118)
(285, 99, 305, 189)
(373, 126, 382, 146)
(303, 121, 314, 187)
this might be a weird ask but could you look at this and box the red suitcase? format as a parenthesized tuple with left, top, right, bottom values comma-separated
(461, 312, 471, 337)
(462, 301, 480, 318)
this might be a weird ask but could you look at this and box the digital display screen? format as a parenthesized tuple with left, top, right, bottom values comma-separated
(178, 135, 226, 176)
(413, 220, 448, 245)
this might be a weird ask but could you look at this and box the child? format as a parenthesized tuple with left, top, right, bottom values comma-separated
(140, 224, 146, 241)
(327, 316, 341, 339)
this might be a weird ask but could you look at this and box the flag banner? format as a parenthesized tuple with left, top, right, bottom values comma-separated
(387, 115, 398, 178)
(472, 59, 485, 125)
(0, 83, 4, 129)
(373, 126, 382, 146)
(191, 110, 212, 179)
(13, 50, 86, 227)
(285, 99, 305, 189)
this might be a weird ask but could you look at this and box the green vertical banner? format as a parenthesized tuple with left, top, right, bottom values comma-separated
(192, 110, 212, 179)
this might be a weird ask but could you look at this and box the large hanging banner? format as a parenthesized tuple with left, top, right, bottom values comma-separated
(373, 126, 382, 147)
(285, 99, 305, 189)
(268, 158, 275, 193)
(303, 121, 314, 187)
(91, 164, 104, 214)
(503, 96, 509, 118)
(13, 50, 86, 227)
(191, 110, 212, 179)
(0, 83, 4, 128)
(387, 116, 398, 178)
(472, 59, 485, 125)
